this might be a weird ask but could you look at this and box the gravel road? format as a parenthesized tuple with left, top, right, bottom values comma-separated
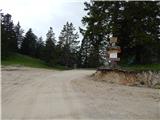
(2, 67, 160, 120)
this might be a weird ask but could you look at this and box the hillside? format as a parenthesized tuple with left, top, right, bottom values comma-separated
(1, 53, 52, 69)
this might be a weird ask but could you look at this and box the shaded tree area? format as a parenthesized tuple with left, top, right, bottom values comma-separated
(43, 27, 56, 66)
(1, 13, 17, 58)
(35, 37, 45, 60)
(114, 1, 160, 64)
(79, 2, 109, 67)
(1, 1, 160, 69)
(21, 28, 37, 57)
(14, 22, 24, 51)
(1, 11, 79, 68)
(79, 1, 160, 67)
(57, 22, 79, 68)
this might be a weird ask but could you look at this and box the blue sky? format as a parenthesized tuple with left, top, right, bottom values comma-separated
(0, 0, 89, 41)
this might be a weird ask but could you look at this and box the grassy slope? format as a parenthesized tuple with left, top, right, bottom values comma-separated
(1, 53, 62, 69)
(120, 64, 160, 72)
(1, 53, 160, 71)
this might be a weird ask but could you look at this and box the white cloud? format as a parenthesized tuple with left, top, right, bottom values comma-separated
(0, 0, 88, 41)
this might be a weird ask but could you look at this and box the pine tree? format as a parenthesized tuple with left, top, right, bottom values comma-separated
(1, 13, 17, 58)
(35, 37, 45, 59)
(44, 27, 56, 65)
(113, 1, 160, 64)
(21, 28, 37, 57)
(79, 28, 91, 67)
(80, 2, 110, 67)
(80, 1, 160, 67)
(58, 22, 79, 67)
(14, 22, 24, 50)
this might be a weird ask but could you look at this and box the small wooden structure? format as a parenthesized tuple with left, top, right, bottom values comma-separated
(97, 37, 121, 71)
(107, 37, 121, 68)
(108, 37, 121, 68)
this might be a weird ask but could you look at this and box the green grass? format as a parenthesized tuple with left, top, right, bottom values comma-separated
(2, 53, 160, 71)
(1, 53, 65, 70)
(120, 64, 160, 72)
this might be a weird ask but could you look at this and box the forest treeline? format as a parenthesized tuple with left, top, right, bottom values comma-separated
(1, 1, 160, 68)
(1, 14, 79, 68)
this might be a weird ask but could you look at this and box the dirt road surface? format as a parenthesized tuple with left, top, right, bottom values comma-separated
(2, 67, 160, 120)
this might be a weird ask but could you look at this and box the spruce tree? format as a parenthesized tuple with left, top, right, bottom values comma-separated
(80, 2, 110, 67)
(58, 22, 79, 67)
(14, 22, 24, 50)
(35, 37, 45, 59)
(21, 28, 37, 57)
(80, 1, 160, 67)
(44, 27, 56, 65)
(1, 13, 17, 58)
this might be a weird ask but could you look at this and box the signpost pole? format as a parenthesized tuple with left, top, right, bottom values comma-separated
(108, 37, 121, 69)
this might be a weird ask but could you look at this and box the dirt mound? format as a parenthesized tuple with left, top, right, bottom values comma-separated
(92, 70, 160, 88)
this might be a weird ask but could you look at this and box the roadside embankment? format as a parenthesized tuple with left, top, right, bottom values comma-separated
(92, 69, 160, 89)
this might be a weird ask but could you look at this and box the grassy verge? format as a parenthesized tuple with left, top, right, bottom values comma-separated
(1, 53, 66, 70)
(120, 64, 160, 72)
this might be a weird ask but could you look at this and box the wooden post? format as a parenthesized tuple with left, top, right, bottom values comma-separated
(108, 37, 121, 68)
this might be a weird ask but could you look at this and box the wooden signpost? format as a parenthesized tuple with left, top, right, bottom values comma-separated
(108, 37, 121, 68)
(97, 37, 121, 71)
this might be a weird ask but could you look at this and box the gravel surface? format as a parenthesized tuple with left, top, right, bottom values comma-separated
(2, 66, 160, 120)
